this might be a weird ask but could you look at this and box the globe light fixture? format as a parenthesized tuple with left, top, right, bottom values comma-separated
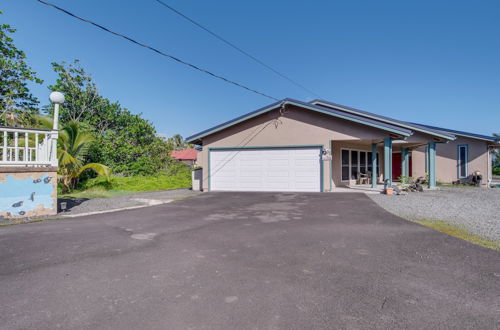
(49, 91, 65, 104)
(49, 92, 64, 131)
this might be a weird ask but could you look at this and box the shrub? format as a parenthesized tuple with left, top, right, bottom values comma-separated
(493, 167, 500, 176)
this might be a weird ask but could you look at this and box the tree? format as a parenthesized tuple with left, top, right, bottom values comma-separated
(493, 133, 500, 169)
(57, 121, 110, 192)
(0, 11, 43, 125)
(46, 60, 106, 124)
(167, 134, 188, 150)
(47, 60, 175, 175)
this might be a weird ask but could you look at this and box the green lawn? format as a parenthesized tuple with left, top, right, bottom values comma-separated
(60, 171, 191, 199)
(413, 219, 500, 251)
(437, 183, 479, 188)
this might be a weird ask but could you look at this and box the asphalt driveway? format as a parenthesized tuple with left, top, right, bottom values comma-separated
(0, 192, 498, 329)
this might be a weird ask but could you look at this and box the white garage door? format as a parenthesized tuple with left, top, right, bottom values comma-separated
(209, 147, 322, 192)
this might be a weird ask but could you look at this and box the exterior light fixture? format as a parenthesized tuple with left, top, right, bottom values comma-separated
(48, 91, 65, 167)
(49, 91, 65, 104)
(49, 91, 64, 130)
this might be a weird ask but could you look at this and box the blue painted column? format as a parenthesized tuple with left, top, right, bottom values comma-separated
(383, 138, 392, 187)
(401, 148, 409, 177)
(371, 143, 377, 188)
(427, 142, 436, 188)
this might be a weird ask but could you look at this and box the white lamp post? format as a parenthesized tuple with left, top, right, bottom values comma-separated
(49, 92, 64, 166)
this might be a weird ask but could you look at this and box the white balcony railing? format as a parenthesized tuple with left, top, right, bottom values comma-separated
(0, 126, 58, 167)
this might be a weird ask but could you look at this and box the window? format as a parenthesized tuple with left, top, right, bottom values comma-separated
(457, 145, 468, 178)
(341, 149, 349, 181)
(351, 150, 358, 180)
(341, 149, 379, 181)
(360, 152, 366, 175)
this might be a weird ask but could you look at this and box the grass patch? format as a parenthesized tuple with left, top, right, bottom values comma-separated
(60, 170, 191, 199)
(413, 219, 500, 251)
(437, 183, 478, 188)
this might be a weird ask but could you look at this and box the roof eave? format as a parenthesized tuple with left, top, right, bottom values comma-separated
(285, 100, 412, 137)
(186, 99, 412, 143)
(185, 100, 284, 143)
(311, 100, 456, 141)
(409, 123, 498, 142)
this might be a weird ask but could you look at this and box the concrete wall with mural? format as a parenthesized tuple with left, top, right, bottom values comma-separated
(0, 168, 58, 218)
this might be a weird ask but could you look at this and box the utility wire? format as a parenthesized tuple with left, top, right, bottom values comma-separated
(154, 0, 322, 98)
(34, 0, 279, 101)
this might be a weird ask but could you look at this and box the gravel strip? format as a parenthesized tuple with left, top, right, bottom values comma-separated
(58, 189, 201, 216)
(369, 187, 500, 243)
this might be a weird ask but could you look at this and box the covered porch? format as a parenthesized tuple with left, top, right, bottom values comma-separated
(329, 138, 442, 190)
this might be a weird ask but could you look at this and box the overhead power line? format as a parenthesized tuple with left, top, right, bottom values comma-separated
(154, 0, 322, 98)
(34, 0, 279, 101)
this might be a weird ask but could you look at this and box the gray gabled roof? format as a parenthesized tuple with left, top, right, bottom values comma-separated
(409, 123, 499, 142)
(186, 98, 413, 143)
(310, 99, 456, 140)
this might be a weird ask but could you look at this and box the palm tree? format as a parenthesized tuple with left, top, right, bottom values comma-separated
(168, 134, 186, 150)
(58, 121, 110, 192)
(35, 116, 110, 192)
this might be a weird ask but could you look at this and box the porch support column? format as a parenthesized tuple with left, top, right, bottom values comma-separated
(401, 148, 409, 177)
(371, 143, 378, 188)
(383, 138, 392, 187)
(427, 142, 437, 188)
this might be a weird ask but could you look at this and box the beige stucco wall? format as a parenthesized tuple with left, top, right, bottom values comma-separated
(412, 146, 426, 179)
(197, 106, 394, 191)
(411, 136, 490, 185)
(0, 167, 58, 218)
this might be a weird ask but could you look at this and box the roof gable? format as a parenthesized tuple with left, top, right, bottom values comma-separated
(186, 98, 412, 143)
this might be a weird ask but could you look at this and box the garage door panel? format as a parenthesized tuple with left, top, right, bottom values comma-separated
(239, 159, 263, 166)
(294, 159, 318, 166)
(210, 147, 321, 192)
(266, 170, 290, 177)
(240, 171, 263, 178)
(268, 159, 290, 167)
(295, 171, 318, 178)
(239, 182, 263, 189)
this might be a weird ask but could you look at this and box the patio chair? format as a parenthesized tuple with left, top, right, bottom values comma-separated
(357, 172, 370, 185)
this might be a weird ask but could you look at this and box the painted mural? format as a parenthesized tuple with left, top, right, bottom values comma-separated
(0, 174, 55, 217)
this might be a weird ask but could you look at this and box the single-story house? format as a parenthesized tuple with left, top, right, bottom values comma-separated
(186, 98, 500, 192)
(170, 149, 199, 166)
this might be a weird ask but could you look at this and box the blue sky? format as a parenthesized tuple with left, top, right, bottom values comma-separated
(3, 0, 499, 137)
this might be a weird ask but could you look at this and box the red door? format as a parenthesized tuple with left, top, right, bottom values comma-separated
(392, 153, 402, 180)
(392, 153, 412, 180)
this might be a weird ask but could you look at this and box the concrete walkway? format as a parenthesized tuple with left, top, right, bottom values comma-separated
(57, 189, 201, 217)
